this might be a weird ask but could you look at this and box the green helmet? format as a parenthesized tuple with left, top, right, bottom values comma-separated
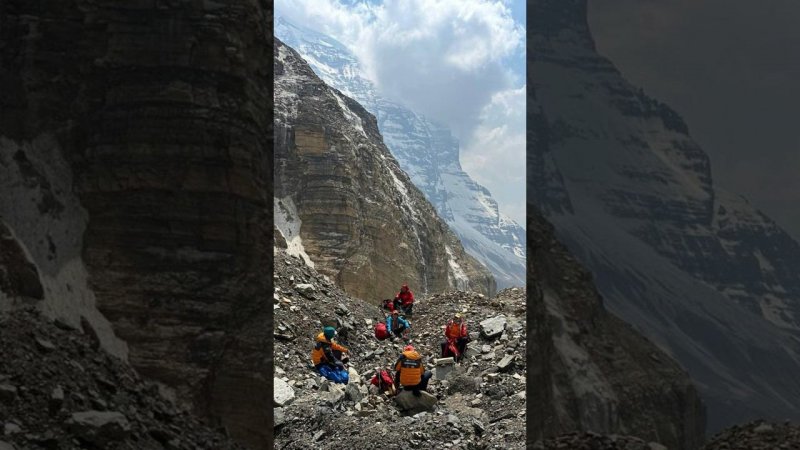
(323, 326, 336, 340)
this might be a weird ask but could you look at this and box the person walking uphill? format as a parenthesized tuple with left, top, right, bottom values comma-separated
(386, 310, 411, 340)
(311, 326, 350, 384)
(393, 283, 415, 317)
(393, 345, 432, 396)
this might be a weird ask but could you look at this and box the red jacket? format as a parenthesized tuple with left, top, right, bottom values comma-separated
(395, 290, 414, 307)
(444, 320, 467, 340)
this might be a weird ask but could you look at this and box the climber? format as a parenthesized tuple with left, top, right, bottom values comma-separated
(393, 344, 432, 396)
(311, 326, 350, 384)
(393, 283, 415, 317)
(386, 309, 411, 340)
(441, 312, 469, 362)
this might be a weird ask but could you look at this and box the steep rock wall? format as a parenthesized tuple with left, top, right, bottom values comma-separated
(1, 2, 274, 448)
(274, 39, 495, 302)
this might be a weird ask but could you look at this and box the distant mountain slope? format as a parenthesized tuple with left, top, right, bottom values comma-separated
(276, 17, 525, 289)
(528, 0, 800, 432)
(274, 38, 495, 301)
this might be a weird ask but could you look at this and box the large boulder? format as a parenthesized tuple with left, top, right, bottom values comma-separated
(393, 390, 437, 414)
(273, 378, 295, 407)
(479, 316, 507, 339)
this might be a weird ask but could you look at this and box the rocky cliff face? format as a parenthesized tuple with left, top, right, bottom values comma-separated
(526, 208, 706, 449)
(1, 2, 273, 448)
(528, 0, 800, 431)
(274, 38, 496, 302)
(275, 17, 526, 289)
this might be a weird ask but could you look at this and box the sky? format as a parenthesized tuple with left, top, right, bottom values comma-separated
(274, 0, 527, 226)
(588, 0, 800, 240)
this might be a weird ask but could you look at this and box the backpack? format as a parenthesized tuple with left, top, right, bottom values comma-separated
(370, 369, 394, 392)
(374, 322, 390, 340)
(382, 299, 396, 312)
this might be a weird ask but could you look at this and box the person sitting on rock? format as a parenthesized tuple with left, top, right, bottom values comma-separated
(393, 345, 432, 396)
(441, 312, 469, 362)
(386, 310, 411, 340)
(393, 283, 415, 317)
(311, 326, 350, 384)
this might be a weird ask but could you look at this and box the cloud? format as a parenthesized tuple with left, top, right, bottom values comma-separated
(275, 0, 526, 226)
(462, 85, 526, 226)
(275, 0, 523, 137)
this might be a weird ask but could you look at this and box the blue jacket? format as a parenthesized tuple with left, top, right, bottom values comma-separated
(386, 315, 410, 333)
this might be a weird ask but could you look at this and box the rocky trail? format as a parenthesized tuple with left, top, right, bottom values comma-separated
(0, 308, 242, 450)
(273, 248, 526, 449)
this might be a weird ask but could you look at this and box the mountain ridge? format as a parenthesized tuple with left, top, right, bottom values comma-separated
(275, 16, 526, 289)
(529, 0, 800, 431)
(274, 37, 496, 301)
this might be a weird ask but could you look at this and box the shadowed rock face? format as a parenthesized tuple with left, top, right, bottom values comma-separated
(274, 39, 496, 302)
(1, 1, 273, 448)
(528, 0, 800, 432)
(526, 207, 706, 450)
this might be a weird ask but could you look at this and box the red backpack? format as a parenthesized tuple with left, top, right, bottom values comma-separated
(374, 322, 390, 340)
(370, 369, 394, 391)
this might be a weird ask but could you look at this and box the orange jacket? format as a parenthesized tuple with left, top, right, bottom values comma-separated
(394, 350, 424, 386)
(310, 332, 348, 366)
(445, 320, 467, 340)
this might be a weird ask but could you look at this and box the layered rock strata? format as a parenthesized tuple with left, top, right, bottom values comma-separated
(274, 38, 496, 302)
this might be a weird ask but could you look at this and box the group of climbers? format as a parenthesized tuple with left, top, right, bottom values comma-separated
(376, 284, 415, 341)
(309, 282, 471, 400)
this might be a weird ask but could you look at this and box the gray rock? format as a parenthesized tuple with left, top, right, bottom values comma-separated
(273, 378, 295, 406)
(479, 316, 506, 339)
(0, 440, 15, 450)
(434, 363, 456, 381)
(322, 384, 345, 406)
(394, 390, 437, 414)
(294, 283, 315, 295)
(65, 411, 130, 444)
(274, 407, 286, 427)
(313, 430, 326, 441)
(348, 367, 361, 385)
(35, 337, 56, 351)
(447, 414, 460, 427)
(345, 383, 362, 403)
(49, 386, 65, 412)
(435, 357, 455, 366)
(3, 423, 21, 436)
(497, 354, 516, 372)
(0, 385, 17, 403)
(472, 419, 485, 436)
(463, 343, 480, 359)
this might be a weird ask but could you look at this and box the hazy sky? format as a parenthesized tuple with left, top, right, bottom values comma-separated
(588, 1, 800, 240)
(275, 0, 527, 226)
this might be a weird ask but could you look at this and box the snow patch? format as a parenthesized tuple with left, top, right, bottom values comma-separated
(274, 196, 315, 269)
(0, 135, 128, 359)
(445, 245, 470, 291)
